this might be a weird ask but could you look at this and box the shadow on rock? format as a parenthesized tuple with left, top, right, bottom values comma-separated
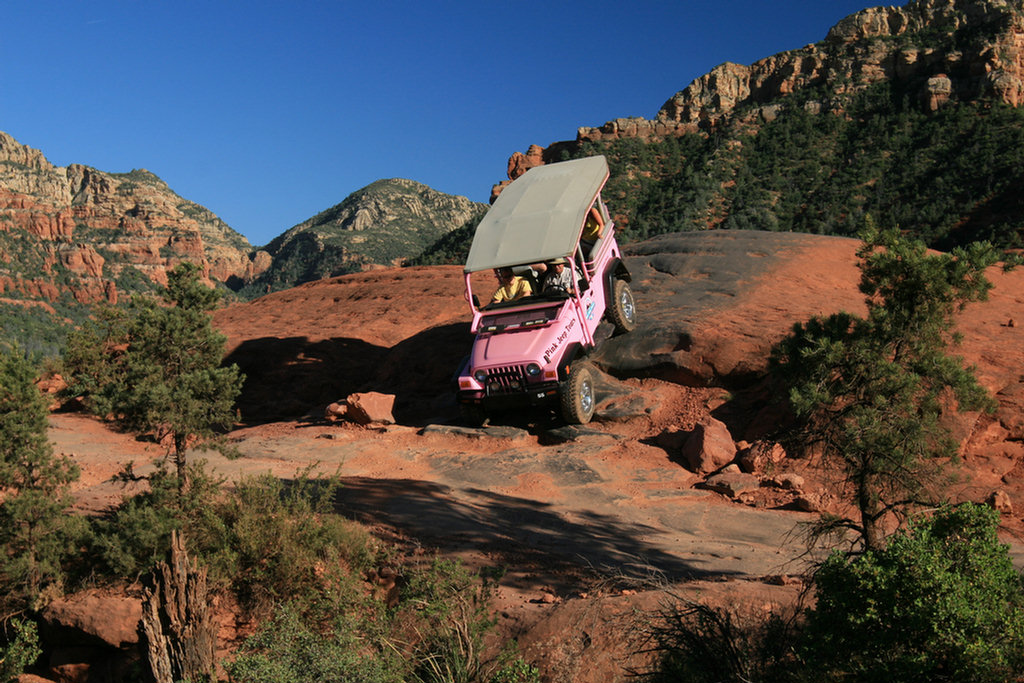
(224, 323, 475, 426)
(369, 321, 475, 424)
(224, 336, 388, 424)
(333, 476, 743, 592)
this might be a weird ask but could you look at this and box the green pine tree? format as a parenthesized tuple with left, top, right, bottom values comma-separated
(771, 225, 1000, 550)
(65, 263, 244, 494)
(0, 347, 84, 608)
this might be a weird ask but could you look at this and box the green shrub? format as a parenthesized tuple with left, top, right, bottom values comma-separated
(0, 618, 41, 683)
(486, 648, 540, 683)
(637, 598, 799, 683)
(228, 557, 524, 683)
(803, 503, 1024, 682)
(212, 470, 376, 611)
(226, 601, 407, 683)
(92, 464, 376, 613)
(396, 558, 500, 683)
(90, 462, 226, 580)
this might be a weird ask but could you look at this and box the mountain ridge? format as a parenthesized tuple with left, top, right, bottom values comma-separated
(474, 0, 1024, 263)
(0, 132, 483, 352)
(578, 0, 1024, 143)
(238, 177, 485, 296)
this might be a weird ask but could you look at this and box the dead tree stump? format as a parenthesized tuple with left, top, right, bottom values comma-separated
(140, 530, 216, 683)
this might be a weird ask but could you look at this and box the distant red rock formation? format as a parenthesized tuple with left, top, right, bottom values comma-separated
(0, 131, 263, 304)
(506, 0, 1024, 172)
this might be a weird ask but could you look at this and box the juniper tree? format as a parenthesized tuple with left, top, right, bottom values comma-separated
(770, 226, 1000, 551)
(66, 263, 243, 494)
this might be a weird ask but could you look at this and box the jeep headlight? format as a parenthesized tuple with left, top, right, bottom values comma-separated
(473, 369, 488, 383)
(525, 363, 542, 377)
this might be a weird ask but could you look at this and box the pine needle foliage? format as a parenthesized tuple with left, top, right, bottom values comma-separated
(64, 262, 243, 493)
(0, 348, 85, 610)
(804, 503, 1024, 683)
(0, 617, 41, 683)
(770, 225, 1000, 550)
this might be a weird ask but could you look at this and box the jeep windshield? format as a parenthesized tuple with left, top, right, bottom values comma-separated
(478, 305, 562, 333)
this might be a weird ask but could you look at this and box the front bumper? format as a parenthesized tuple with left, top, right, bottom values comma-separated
(457, 380, 562, 410)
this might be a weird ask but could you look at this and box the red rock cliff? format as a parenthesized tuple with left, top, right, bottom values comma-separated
(0, 131, 266, 305)
(578, 0, 1024, 143)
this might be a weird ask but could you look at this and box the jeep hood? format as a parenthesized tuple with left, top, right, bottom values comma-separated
(464, 155, 609, 273)
(472, 317, 575, 366)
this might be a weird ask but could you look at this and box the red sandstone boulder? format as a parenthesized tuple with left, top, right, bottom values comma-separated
(40, 589, 141, 649)
(325, 401, 349, 421)
(736, 440, 786, 474)
(704, 469, 760, 498)
(988, 489, 1014, 515)
(996, 380, 1024, 440)
(681, 416, 736, 474)
(344, 392, 396, 425)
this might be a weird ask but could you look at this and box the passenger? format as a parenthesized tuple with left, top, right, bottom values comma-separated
(490, 267, 532, 303)
(535, 257, 574, 295)
(581, 204, 605, 258)
(582, 205, 604, 242)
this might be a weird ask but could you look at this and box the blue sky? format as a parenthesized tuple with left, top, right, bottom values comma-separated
(2, 1, 873, 247)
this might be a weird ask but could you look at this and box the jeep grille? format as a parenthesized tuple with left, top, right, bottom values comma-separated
(483, 365, 527, 395)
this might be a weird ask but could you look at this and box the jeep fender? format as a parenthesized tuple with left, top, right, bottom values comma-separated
(557, 342, 586, 381)
(603, 258, 631, 301)
(452, 354, 470, 389)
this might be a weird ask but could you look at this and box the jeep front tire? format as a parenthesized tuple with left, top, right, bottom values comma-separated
(560, 362, 595, 424)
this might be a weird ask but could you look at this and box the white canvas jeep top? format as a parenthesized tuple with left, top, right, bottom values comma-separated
(463, 155, 609, 273)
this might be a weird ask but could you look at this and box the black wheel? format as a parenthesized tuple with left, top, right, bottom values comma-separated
(607, 279, 637, 335)
(460, 403, 487, 426)
(560, 362, 595, 424)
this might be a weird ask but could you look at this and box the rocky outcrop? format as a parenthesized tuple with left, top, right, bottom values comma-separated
(326, 391, 397, 425)
(39, 589, 144, 683)
(490, 145, 546, 200)
(0, 132, 264, 310)
(0, 131, 276, 353)
(558, 0, 1024, 143)
(681, 416, 737, 474)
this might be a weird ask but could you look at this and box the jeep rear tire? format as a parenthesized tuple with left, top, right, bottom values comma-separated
(607, 279, 637, 335)
(560, 362, 595, 424)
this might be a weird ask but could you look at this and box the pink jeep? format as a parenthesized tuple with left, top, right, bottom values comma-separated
(455, 155, 636, 424)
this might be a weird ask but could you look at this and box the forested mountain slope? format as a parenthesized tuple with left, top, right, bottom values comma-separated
(419, 0, 1024, 265)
